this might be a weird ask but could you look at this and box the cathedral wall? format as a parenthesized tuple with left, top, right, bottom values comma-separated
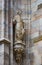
(30, 0, 42, 65)
(0, 0, 13, 65)
(0, 0, 42, 65)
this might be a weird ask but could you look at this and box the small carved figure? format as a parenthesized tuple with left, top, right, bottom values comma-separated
(13, 10, 25, 42)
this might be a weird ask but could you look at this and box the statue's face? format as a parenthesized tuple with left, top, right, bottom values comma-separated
(15, 10, 22, 22)
(15, 15, 21, 22)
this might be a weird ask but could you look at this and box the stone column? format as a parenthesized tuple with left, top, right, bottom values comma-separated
(0, 0, 13, 65)
(0, 43, 4, 65)
(0, 40, 10, 65)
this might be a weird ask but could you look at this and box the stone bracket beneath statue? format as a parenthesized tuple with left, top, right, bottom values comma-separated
(14, 41, 25, 63)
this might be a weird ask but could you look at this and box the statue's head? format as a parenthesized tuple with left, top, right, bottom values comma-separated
(16, 10, 22, 16)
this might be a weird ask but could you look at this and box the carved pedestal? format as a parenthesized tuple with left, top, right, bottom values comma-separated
(14, 41, 25, 64)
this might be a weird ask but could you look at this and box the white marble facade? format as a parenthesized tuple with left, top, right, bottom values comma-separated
(0, 0, 42, 65)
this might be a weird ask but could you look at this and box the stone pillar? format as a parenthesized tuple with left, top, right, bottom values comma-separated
(0, 40, 10, 65)
(4, 42, 10, 65)
(0, 43, 4, 65)
(0, 0, 13, 65)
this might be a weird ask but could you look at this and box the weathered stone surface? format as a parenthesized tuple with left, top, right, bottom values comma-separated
(0, 44, 4, 65)
(0, 43, 10, 65)
(4, 44, 10, 65)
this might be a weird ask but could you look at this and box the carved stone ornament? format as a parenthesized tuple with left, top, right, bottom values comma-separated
(13, 10, 25, 64)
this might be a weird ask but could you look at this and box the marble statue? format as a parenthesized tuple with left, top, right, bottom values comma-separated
(13, 10, 25, 42)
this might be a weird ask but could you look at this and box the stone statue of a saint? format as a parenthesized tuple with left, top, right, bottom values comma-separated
(13, 10, 25, 43)
(13, 10, 25, 64)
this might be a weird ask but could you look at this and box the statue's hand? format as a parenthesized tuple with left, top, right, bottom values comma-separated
(13, 18, 17, 24)
(13, 18, 15, 22)
(22, 29, 25, 35)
